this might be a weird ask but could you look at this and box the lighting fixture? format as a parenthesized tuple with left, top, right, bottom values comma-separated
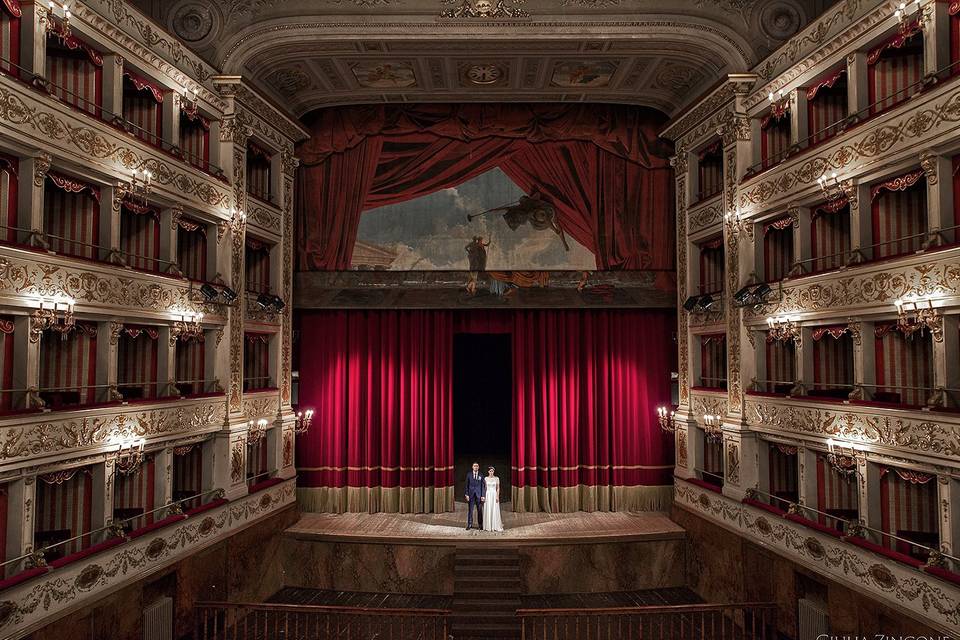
(767, 88, 785, 103)
(893, 0, 920, 22)
(220, 286, 238, 304)
(703, 414, 724, 443)
(256, 293, 273, 310)
(656, 406, 679, 434)
(766, 316, 800, 342)
(732, 282, 774, 308)
(294, 409, 315, 435)
(115, 439, 145, 476)
(683, 294, 718, 314)
(895, 297, 942, 341)
(816, 172, 845, 201)
(181, 86, 199, 117)
(172, 312, 204, 342)
(31, 296, 76, 340)
(255, 293, 285, 313)
(826, 439, 858, 479)
(247, 419, 268, 444)
(200, 283, 219, 301)
(129, 169, 152, 208)
(45, 2, 71, 38)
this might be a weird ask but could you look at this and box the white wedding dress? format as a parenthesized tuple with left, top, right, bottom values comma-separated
(482, 476, 503, 532)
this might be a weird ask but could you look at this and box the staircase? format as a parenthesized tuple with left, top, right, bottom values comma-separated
(450, 546, 522, 639)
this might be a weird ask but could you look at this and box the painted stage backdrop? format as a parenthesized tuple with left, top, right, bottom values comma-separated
(353, 168, 596, 271)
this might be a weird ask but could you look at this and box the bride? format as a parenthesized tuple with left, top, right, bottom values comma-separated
(482, 466, 503, 532)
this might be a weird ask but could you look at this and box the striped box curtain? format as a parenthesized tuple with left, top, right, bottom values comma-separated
(763, 217, 794, 281)
(806, 69, 847, 145)
(811, 199, 851, 272)
(0, 0, 20, 77)
(871, 170, 927, 259)
(121, 70, 163, 146)
(868, 22, 923, 115)
(703, 438, 723, 481)
(245, 239, 271, 293)
(117, 326, 159, 400)
(815, 455, 858, 526)
(879, 466, 938, 552)
(113, 457, 155, 526)
(768, 445, 798, 502)
(120, 201, 160, 271)
(874, 323, 933, 406)
(39, 322, 97, 407)
(45, 24, 103, 117)
(696, 141, 722, 201)
(811, 327, 854, 396)
(43, 173, 100, 260)
(952, 155, 960, 231)
(760, 103, 790, 169)
(35, 468, 93, 556)
(175, 337, 205, 396)
(952, 2, 960, 74)
(699, 333, 726, 389)
(176, 217, 207, 281)
(246, 142, 272, 201)
(0, 484, 6, 564)
(172, 445, 203, 508)
(244, 333, 271, 391)
(180, 111, 211, 172)
(764, 338, 795, 393)
(697, 237, 724, 294)
(0, 316, 14, 411)
(247, 436, 269, 483)
(0, 153, 18, 243)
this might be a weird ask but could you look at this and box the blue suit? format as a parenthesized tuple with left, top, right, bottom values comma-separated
(465, 470, 485, 528)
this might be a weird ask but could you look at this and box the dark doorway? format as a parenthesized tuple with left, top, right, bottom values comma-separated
(453, 333, 512, 503)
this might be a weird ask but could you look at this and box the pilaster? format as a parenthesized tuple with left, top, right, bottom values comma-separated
(212, 424, 248, 501)
(13, 315, 40, 410)
(101, 54, 124, 121)
(19, 1, 47, 79)
(153, 448, 173, 513)
(91, 459, 116, 538)
(923, 0, 951, 76)
(846, 52, 870, 116)
(19, 153, 49, 247)
(789, 89, 808, 147)
(163, 93, 182, 152)
(938, 475, 960, 556)
(5, 476, 35, 576)
(797, 445, 818, 508)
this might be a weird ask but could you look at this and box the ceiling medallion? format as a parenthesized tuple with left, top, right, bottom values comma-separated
(440, 0, 529, 18)
(465, 63, 503, 85)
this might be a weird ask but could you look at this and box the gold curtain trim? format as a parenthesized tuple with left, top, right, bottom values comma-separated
(298, 465, 455, 472)
(510, 484, 674, 513)
(298, 485, 455, 514)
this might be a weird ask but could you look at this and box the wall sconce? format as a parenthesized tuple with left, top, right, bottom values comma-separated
(767, 88, 785, 103)
(172, 312, 204, 342)
(656, 406, 679, 434)
(766, 316, 800, 342)
(116, 439, 145, 476)
(129, 169, 152, 207)
(181, 86, 199, 117)
(32, 296, 76, 341)
(893, 0, 920, 23)
(895, 297, 942, 341)
(817, 172, 845, 201)
(826, 439, 858, 479)
(703, 414, 724, 443)
(45, 2, 71, 38)
(247, 418, 268, 444)
(294, 409, 314, 435)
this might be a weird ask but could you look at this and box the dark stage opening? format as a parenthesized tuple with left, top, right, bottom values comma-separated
(453, 333, 512, 503)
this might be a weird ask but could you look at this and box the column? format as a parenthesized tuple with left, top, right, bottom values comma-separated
(163, 93, 182, 153)
(792, 206, 812, 275)
(97, 322, 120, 404)
(5, 477, 35, 575)
(934, 314, 960, 408)
(200, 436, 217, 497)
(789, 89, 808, 147)
(101, 184, 124, 264)
(153, 448, 173, 514)
(848, 183, 871, 262)
(756, 439, 771, 495)
(211, 429, 247, 501)
(19, 1, 47, 79)
(101, 54, 124, 121)
(157, 326, 175, 398)
(91, 459, 116, 539)
(722, 430, 758, 501)
(846, 52, 870, 118)
(797, 446, 819, 509)
(921, 151, 954, 246)
(938, 476, 960, 556)
(18, 154, 49, 248)
(13, 315, 40, 410)
(796, 327, 813, 395)
(858, 459, 883, 537)
(852, 320, 874, 400)
(266, 425, 281, 479)
(923, 0, 951, 76)
(208, 120, 222, 174)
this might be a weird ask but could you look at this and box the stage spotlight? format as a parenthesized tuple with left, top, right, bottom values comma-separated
(271, 295, 285, 311)
(733, 285, 754, 307)
(256, 293, 272, 309)
(753, 283, 773, 302)
(200, 283, 219, 301)
(220, 287, 238, 304)
(697, 294, 716, 311)
(683, 295, 700, 312)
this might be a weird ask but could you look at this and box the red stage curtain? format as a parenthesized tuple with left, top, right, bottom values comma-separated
(698, 333, 727, 390)
(697, 238, 724, 294)
(39, 323, 97, 407)
(874, 323, 933, 406)
(871, 170, 927, 259)
(44, 174, 100, 260)
(768, 445, 798, 502)
(0, 153, 17, 243)
(807, 70, 847, 145)
(763, 218, 794, 281)
(173, 445, 203, 508)
(0, 0, 20, 78)
(764, 339, 795, 394)
(811, 200, 851, 272)
(811, 328, 854, 397)
(175, 336, 205, 396)
(122, 73, 162, 146)
(952, 2, 960, 74)
(245, 240, 271, 293)
(296, 104, 672, 272)
(120, 202, 160, 271)
(869, 24, 923, 115)
(879, 466, 938, 552)
(243, 333, 272, 391)
(113, 457, 156, 525)
(117, 326, 159, 400)
(180, 112, 210, 172)
(512, 310, 674, 512)
(816, 455, 858, 526)
(0, 316, 13, 411)
(35, 468, 92, 556)
(176, 217, 207, 281)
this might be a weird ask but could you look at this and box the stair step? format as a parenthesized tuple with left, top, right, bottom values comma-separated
(455, 565, 521, 575)
(455, 556, 520, 566)
(453, 598, 521, 607)
(451, 589, 521, 600)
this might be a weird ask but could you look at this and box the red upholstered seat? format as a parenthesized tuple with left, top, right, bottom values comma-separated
(185, 498, 228, 517)
(48, 536, 125, 569)
(845, 535, 926, 569)
(784, 513, 843, 538)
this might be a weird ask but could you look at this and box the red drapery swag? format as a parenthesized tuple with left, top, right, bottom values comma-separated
(815, 455, 858, 526)
(698, 333, 726, 390)
(43, 173, 100, 260)
(117, 326, 159, 399)
(175, 336, 205, 396)
(811, 199, 851, 272)
(113, 457, 156, 525)
(879, 465, 938, 553)
(245, 239, 271, 293)
(0, 0, 20, 77)
(0, 316, 13, 411)
(176, 217, 207, 281)
(296, 104, 674, 272)
(180, 111, 211, 172)
(763, 339, 795, 393)
(871, 170, 927, 259)
(0, 153, 18, 243)
(243, 333, 271, 391)
(697, 237, 724, 294)
(874, 323, 933, 406)
(173, 445, 203, 509)
(297, 309, 675, 514)
(36, 468, 93, 555)
(120, 200, 160, 271)
(807, 68, 847, 145)
(247, 142, 271, 202)
(763, 218, 794, 281)
(869, 22, 923, 115)
(39, 322, 97, 408)
(122, 71, 163, 146)
(45, 23, 103, 117)
(760, 102, 791, 169)
(812, 329, 854, 395)
(768, 446, 798, 501)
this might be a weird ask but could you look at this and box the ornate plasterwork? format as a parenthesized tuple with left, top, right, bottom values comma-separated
(675, 171, 690, 406)
(280, 175, 294, 406)
(690, 391, 726, 421)
(214, 79, 308, 146)
(0, 480, 295, 637)
(676, 428, 688, 468)
(688, 198, 724, 235)
(0, 81, 230, 212)
(247, 205, 282, 237)
(243, 394, 280, 422)
(723, 146, 743, 416)
(0, 397, 227, 465)
(675, 480, 960, 633)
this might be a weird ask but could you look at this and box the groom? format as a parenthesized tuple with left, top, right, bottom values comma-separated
(464, 461, 485, 530)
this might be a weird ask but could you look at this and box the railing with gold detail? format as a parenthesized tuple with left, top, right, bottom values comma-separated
(517, 603, 778, 640)
(194, 602, 451, 640)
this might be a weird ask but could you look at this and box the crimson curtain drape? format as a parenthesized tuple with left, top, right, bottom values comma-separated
(297, 309, 674, 514)
(296, 104, 673, 272)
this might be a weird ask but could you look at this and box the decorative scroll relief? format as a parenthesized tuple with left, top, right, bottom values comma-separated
(280, 176, 294, 406)
(675, 171, 690, 406)
(723, 149, 742, 415)
(0, 252, 226, 321)
(0, 81, 230, 211)
(745, 397, 960, 462)
(0, 481, 295, 637)
(688, 198, 724, 236)
(690, 391, 727, 422)
(746, 252, 960, 319)
(243, 393, 280, 421)
(247, 205, 282, 237)
(663, 82, 737, 144)
(0, 397, 227, 464)
(739, 83, 960, 211)
(675, 480, 960, 633)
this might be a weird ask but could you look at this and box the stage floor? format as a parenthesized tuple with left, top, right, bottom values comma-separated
(286, 502, 684, 546)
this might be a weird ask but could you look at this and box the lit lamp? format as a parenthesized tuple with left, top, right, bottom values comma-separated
(45, 2, 72, 38)
(33, 296, 76, 340)
(130, 169, 152, 207)
(294, 409, 314, 435)
(116, 439, 145, 475)
(247, 418, 268, 443)
(766, 316, 799, 342)
(703, 414, 724, 443)
(656, 406, 679, 433)
(826, 439, 858, 478)
(817, 172, 845, 201)
(895, 297, 942, 340)
(172, 312, 204, 342)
